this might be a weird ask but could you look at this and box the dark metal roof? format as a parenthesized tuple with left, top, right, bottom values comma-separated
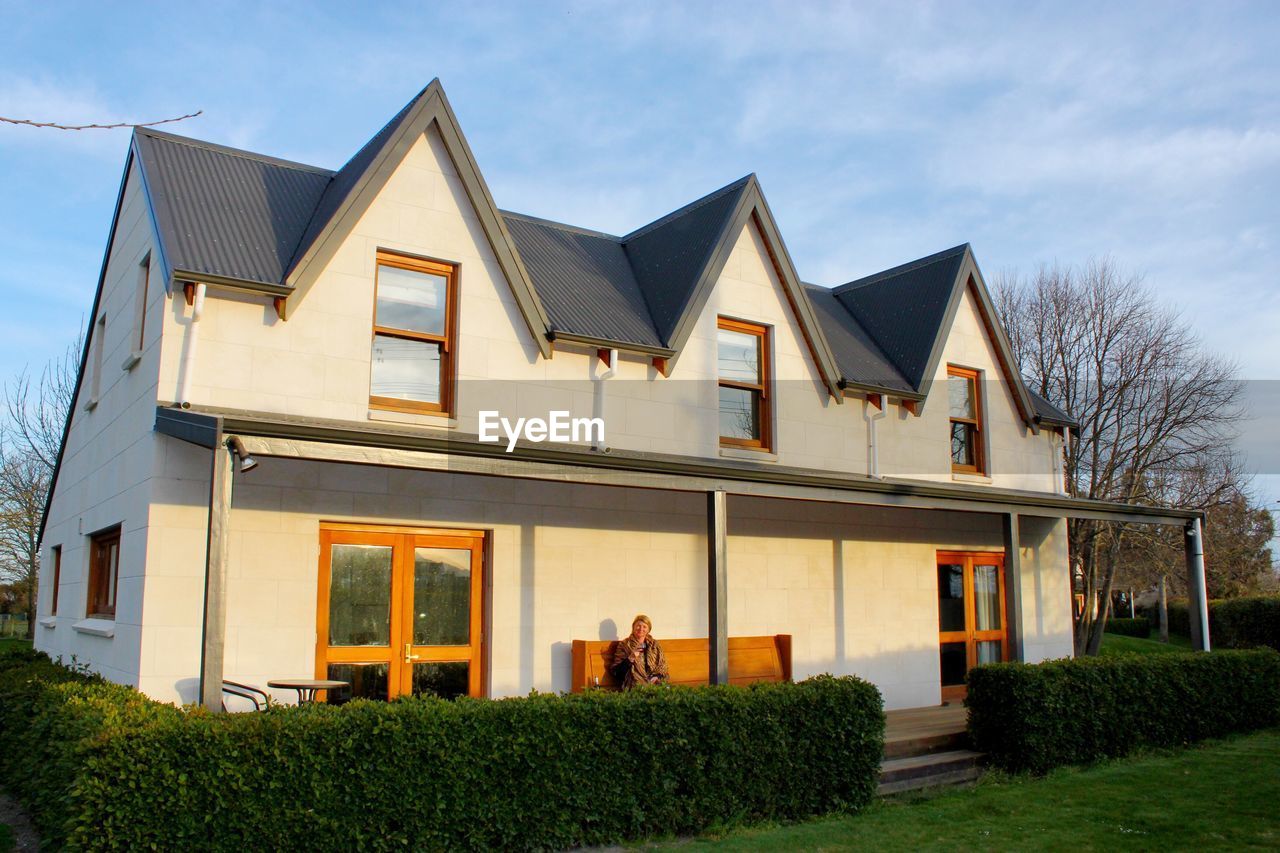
(622, 176, 753, 345)
(832, 244, 969, 390)
(1028, 389, 1078, 428)
(133, 129, 333, 286)
(804, 285, 913, 394)
(501, 212, 663, 347)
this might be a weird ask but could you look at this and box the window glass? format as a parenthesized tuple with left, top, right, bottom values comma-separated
(376, 265, 447, 335)
(951, 422, 976, 467)
(413, 548, 472, 646)
(717, 328, 760, 382)
(88, 527, 121, 617)
(328, 544, 393, 646)
(719, 386, 760, 441)
(371, 336, 441, 403)
(937, 563, 966, 632)
(949, 373, 975, 418)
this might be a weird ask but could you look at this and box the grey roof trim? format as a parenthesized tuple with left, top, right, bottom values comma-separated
(284, 81, 552, 356)
(39, 153, 136, 545)
(129, 138, 174, 292)
(547, 331, 676, 358)
(155, 406, 221, 448)
(911, 249, 1039, 429)
(158, 404, 1200, 525)
(839, 383, 926, 401)
(658, 178, 844, 399)
(171, 268, 293, 297)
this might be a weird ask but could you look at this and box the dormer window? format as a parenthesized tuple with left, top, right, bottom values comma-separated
(717, 317, 771, 451)
(948, 365, 985, 475)
(369, 251, 458, 416)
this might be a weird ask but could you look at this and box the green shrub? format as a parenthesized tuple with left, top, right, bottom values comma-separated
(1144, 596, 1280, 651)
(1213, 597, 1280, 652)
(0, 649, 884, 851)
(966, 649, 1280, 774)
(1104, 617, 1151, 638)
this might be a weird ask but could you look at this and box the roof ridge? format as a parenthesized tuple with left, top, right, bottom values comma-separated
(833, 243, 970, 294)
(621, 174, 755, 242)
(133, 127, 334, 175)
(500, 209, 622, 241)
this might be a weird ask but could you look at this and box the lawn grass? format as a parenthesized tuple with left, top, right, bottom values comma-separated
(1098, 632, 1192, 657)
(658, 729, 1280, 850)
(0, 638, 31, 653)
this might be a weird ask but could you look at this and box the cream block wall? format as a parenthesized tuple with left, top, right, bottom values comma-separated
(36, 161, 167, 684)
(150, 122, 1061, 492)
(136, 450, 1073, 709)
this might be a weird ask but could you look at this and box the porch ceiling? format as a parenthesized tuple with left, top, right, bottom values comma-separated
(155, 405, 1199, 526)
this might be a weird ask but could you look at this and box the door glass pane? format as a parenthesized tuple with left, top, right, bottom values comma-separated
(940, 642, 967, 686)
(949, 373, 975, 418)
(412, 662, 469, 699)
(717, 327, 760, 382)
(974, 564, 1002, 631)
(976, 640, 1002, 665)
(719, 386, 760, 440)
(371, 335, 441, 403)
(413, 548, 472, 646)
(937, 564, 966, 632)
(328, 544, 392, 646)
(376, 264, 447, 335)
(326, 663, 388, 704)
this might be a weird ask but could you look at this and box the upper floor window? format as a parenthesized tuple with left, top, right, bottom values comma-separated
(717, 317, 771, 451)
(85, 313, 106, 410)
(50, 545, 62, 616)
(87, 526, 121, 619)
(948, 366, 985, 475)
(369, 251, 458, 416)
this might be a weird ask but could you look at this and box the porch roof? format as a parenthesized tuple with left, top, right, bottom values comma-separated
(155, 405, 1198, 526)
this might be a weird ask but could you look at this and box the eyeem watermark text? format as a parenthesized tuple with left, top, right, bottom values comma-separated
(478, 411, 605, 452)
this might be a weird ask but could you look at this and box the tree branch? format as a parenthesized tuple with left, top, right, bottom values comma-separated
(0, 111, 202, 131)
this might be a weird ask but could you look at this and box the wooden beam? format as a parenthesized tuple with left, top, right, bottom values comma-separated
(183, 281, 196, 306)
(596, 347, 612, 368)
(866, 393, 882, 411)
(273, 296, 287, 321)
(1002, 513, 1025, 662)
(901, 399, 919, 416)
(707, 490, 729, 685)
(652, 356, 668, 376)
(199, 436, 234, 711)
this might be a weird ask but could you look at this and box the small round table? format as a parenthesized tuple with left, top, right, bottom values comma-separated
(267, 679, 349, 705)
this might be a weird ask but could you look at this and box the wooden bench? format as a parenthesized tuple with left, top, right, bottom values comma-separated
(570, 634, 792, 692)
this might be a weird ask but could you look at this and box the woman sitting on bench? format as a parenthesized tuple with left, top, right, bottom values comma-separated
(611, 614, 670, 689)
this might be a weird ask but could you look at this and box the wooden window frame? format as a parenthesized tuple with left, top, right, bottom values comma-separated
(134, 254, 150, 354)
(947, 365, 985, 475)
(368, 251, 460, 417)
(315, 523, 487, 700)
(717, 317, 772, 452)
(50, 545, 62, 616)
(87, 526, 121, 619)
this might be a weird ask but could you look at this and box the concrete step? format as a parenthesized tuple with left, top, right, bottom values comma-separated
(883, 728, 969, 760)
(877, 749, 984, 796)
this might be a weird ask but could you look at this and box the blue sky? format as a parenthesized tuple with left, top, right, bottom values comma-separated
(1, 1, 1277, 525)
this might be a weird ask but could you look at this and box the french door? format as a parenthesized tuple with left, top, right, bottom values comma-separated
(937, 552, 1008, 702)
(316, 524, 485, 702)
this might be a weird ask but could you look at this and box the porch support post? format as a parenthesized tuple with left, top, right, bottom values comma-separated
(1001, 512, 1025, 662)
(199, 435, 234, 711)
(707, 489, 729, 685)
(1184, 517, 1211, 651)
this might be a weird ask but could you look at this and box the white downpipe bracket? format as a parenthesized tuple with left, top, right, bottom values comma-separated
(176, 283, 206, 408)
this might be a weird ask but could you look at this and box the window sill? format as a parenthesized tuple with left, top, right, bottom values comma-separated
(84, 397, 99, 412)
(72, 618, 115, 638)
(368, 408, 457, 429)
(720, 445, 779, 463)
(39, 616, 57, 628)
(952, 472, 993, 484)
(121, 352, 142, 372)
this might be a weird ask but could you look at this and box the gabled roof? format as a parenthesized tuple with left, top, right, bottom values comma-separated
(831, 244, 1041, 427)
(804, 285, 914, 395)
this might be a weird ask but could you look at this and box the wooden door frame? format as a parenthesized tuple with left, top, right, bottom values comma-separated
(316, 522, 488, 700)
(937, 551, 1009, 702)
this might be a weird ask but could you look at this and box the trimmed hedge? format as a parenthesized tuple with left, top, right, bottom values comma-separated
(1144, 596, 1280, 651)
(0, 648, 884, 850)
(1104, 617, 1151, 638)
(966, 649, 1280, 774)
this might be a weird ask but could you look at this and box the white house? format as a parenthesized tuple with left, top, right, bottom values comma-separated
(35, 81, 1209, 710)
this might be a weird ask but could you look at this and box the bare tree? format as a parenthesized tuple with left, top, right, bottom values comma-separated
(0, 336, 81, 636)
(995, 260, 1243, 656)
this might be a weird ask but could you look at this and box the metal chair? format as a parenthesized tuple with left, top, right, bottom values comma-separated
(221, 680, 271, 712)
